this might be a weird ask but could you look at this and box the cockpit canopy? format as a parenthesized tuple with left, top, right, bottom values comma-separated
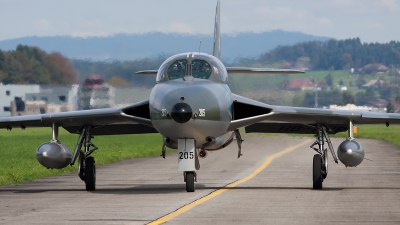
(156, 53, 227, 83)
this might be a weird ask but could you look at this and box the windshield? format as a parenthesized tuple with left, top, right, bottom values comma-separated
(192, 60, 212, 79)
(167, 59, 187, 80)
(156, 53, 227, 83)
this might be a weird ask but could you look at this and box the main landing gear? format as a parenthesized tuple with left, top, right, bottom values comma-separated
(310, 124, 338, 189)
(71, 126, 98, 191)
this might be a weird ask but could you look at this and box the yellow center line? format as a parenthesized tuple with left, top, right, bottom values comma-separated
(148, 139, 310, 225)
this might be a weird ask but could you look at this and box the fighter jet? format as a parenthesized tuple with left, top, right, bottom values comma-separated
(1, 0, 399, 192)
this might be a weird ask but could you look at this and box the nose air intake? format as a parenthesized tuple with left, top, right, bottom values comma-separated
(171, 103, 192, 123)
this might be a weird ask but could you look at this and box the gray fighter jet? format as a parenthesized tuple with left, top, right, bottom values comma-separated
(1, 0, 399, 192)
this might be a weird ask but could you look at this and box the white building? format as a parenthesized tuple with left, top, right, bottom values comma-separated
(329, 104, 385, 112)
(0, 83, 40, 117)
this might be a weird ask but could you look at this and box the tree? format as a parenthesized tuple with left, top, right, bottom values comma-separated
(0, 49, 4, 70)
(389, 65, 399, 77)
(340, 53, 353, 70)
(341, 91, 355, 105)
(356, 75, 366, 88)
(258, 38, 400, 70)
(292, 92, 304, 107)
(324, 73, 333, 87)
(355, 88, 378, 105)
(0, 45, 76, 85)
(387, 102, 393, 113)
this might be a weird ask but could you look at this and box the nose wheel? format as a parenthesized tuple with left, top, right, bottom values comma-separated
(184, 172, 195, 192)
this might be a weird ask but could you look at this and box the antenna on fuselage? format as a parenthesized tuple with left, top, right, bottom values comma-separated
(199, 40, 202, 53)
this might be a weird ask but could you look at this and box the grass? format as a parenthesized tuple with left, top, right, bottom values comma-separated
(0, 127, 173, 186)
(286, 124, 400, 147)
(1, 124, 400, 186)
(333, 124, 400, 146)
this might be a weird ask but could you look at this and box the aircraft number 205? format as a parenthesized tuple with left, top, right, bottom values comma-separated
(179, 152, 194, 159)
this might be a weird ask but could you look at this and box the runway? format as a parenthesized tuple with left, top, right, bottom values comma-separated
(1, 134, 400, 224)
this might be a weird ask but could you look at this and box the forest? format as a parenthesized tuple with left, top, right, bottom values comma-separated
(0, 45, 76, 85)
(255, 38, 400, 70)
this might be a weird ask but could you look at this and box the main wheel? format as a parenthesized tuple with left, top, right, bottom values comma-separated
(85, 157, 96, 191)
(313, 154, 323, 189)
(185, 172, 195, 192)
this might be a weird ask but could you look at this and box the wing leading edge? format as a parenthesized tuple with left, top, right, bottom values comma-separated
(226, 67, 304, 74)
(135, 68, 305, 76)
(229, 94, 400, 134)
(0, 100, 158, 135)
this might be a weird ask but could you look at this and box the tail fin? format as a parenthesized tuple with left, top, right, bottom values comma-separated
(212, 0, 221, 59)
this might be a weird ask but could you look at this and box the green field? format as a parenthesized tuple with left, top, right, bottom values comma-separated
(1, 124, 400, 186)
(334, 124, 400, 146)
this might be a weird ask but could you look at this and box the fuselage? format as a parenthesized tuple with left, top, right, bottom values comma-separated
(149, 53, 234, 149)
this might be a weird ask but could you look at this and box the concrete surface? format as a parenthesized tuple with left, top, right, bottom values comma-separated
(1, 134, 399, 224)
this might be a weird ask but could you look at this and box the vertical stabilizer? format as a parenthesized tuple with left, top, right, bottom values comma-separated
(212, 0, 221, 59)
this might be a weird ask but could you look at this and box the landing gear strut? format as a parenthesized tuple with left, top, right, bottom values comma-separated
(178, 139, 198, 192)
(310, 124, 338, 189)
(70, 126, 98, 191)
(234, 129, 243, 158)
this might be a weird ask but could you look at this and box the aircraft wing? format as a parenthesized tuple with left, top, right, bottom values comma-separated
(135, 70, 158, 75)
(0, 100, 158, 135)
(229, 94, 400, 134)
(135, 68, 305, 75)
(226, 67, 304, 74)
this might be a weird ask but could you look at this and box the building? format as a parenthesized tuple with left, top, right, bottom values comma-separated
(362, 80, 384, 89)
(337, 85, 348, 91)
(285, 78, 314, 90)
(0, 83, 40, 117)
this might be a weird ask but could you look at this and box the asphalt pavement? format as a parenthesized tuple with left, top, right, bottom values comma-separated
(1, 134, 399, 224)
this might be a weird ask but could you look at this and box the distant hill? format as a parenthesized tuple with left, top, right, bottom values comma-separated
(258, 38, 400, 70)
(0, 30, 331, 62)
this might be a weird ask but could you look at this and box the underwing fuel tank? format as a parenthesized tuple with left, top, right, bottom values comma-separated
(337, 140, 365, 167)
(36, 142, 73, 169)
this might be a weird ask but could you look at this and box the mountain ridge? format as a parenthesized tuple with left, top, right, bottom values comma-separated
(0, 30, 331, 62)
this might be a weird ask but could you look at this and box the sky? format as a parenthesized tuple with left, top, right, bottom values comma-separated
(0, 0, 399, 43)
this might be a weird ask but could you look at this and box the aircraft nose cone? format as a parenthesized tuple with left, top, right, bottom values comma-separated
(171, 103, 192, 123)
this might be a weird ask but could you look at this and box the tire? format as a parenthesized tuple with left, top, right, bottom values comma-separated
(85, 157, 96, 191)
(185, 172, 195, 192)
(78, 153, 85, 181)
(313, 154, 323, 190)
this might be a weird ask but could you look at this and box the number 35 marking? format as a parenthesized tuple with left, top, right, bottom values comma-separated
(179, 152, 194, 159)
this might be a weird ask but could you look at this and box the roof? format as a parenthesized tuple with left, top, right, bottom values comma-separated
(362, 80, 384, 87)
(286, 78, 313, 90)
